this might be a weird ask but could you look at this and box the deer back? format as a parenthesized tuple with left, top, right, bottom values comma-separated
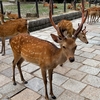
(58, 20, 74, 37)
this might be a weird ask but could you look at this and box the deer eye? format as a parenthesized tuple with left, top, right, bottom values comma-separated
(82, 36, 85, 38)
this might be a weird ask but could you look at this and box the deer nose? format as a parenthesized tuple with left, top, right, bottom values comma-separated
(86, 41, 88, 44)
(69, 57, 75, 62)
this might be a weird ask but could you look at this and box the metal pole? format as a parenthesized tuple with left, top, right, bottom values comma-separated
(73, 0, 76, 10)
(52, 0, 54, 15)
(94, 0, 97, 6)
(0, 1, 3, 14)
(17, 1, 21, 18)
(36, 0, 39, 18)
(64, 0, 66, 12)
(89, 0, 91, 7)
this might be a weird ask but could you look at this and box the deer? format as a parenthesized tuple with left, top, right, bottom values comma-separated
(7, 11, 19, 20)
(67, 4, 73, 9)
(43, 2, 57, 8)
(0, 18, 28, 56)
(58, 20, 88, 44)
(86, 6, 100, 24)
(9, 0, 87, 100)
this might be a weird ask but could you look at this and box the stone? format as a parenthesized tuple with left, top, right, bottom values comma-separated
(52, 73, 69, 86)
(82, 59, 100, 67)
(0, 63, 11, 72)
(82, 75, 100, 88)
(22, 63, 39, 73)
(64, 61, 82, 69)
(25, 77, 44, 92)
(80, 52, 96, 59)
(54, 65, 71, 75)
(57, 90, 84, 100)
(33, 69, 42, 79)
(38, 84, 64, 98)
(81, 47, 95, 52)
(0, 74, 11, 87)
(81, 86, 100, 100)
(13, 71, 34, 84)
(66, 69, 86, 81)
(79, 65, 100, 75)
(11, 88, 40, 100)
(62, 79, 87, 93)
(0, 82, 25, 98)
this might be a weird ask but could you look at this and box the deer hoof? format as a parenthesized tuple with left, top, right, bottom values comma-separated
(13, 82, 17, 85)
(23, 81, 28, 84)
(2, 53, 5, 56)
(51, 95, 56, 99)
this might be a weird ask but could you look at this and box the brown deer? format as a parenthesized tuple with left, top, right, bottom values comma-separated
(7, 11, 19, 20)
(58, 20, 88, 44)
(9, 0, 87, 100)
(86, 6, 100, 24)
(0, 18, 28, 56)
(43, 2, 57, 8)
(67, 4, 73, 9)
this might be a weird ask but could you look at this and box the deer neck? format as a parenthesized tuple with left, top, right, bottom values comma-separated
(53, 48, 67, 66)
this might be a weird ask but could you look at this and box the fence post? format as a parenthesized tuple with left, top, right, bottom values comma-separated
(73, 0, 76, 10)
(94, 0, 97, 6)
(17, 1, 21, 18)
(89, 0, 91, 7)
(0, 1, 4, 14)
(52, 0, 54, 15)
(64, 0, 66, 12)
(36, 0, 39, 18)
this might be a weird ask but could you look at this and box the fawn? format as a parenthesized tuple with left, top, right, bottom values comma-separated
(7, 11, 19, 20)
(9, 0, 87, 100)
(0, 18, 28, 56)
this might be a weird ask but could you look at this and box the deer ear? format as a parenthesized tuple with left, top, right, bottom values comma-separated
(50, 34, 62, 43)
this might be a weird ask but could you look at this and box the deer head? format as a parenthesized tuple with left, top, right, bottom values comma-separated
(76, 24, 88, 44)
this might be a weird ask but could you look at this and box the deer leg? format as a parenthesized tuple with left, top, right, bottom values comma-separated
(1, 37, 5, 56)
(87, 15, 89, 24)
(48, 69, 56, 99)
(96, 15, 99, 22)
(12, 56, 21, 85)
(41, 69, 49, 100)
(17, 57, 27, 84)
(90, 15, 92, 24)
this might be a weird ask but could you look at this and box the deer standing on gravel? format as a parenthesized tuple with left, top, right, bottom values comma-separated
(86, 6, 100, 24)
(9, 0, 87, 100)
(0, 18, 27, 56)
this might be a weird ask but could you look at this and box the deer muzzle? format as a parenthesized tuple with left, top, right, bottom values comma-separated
(69, 57, 75, 62)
